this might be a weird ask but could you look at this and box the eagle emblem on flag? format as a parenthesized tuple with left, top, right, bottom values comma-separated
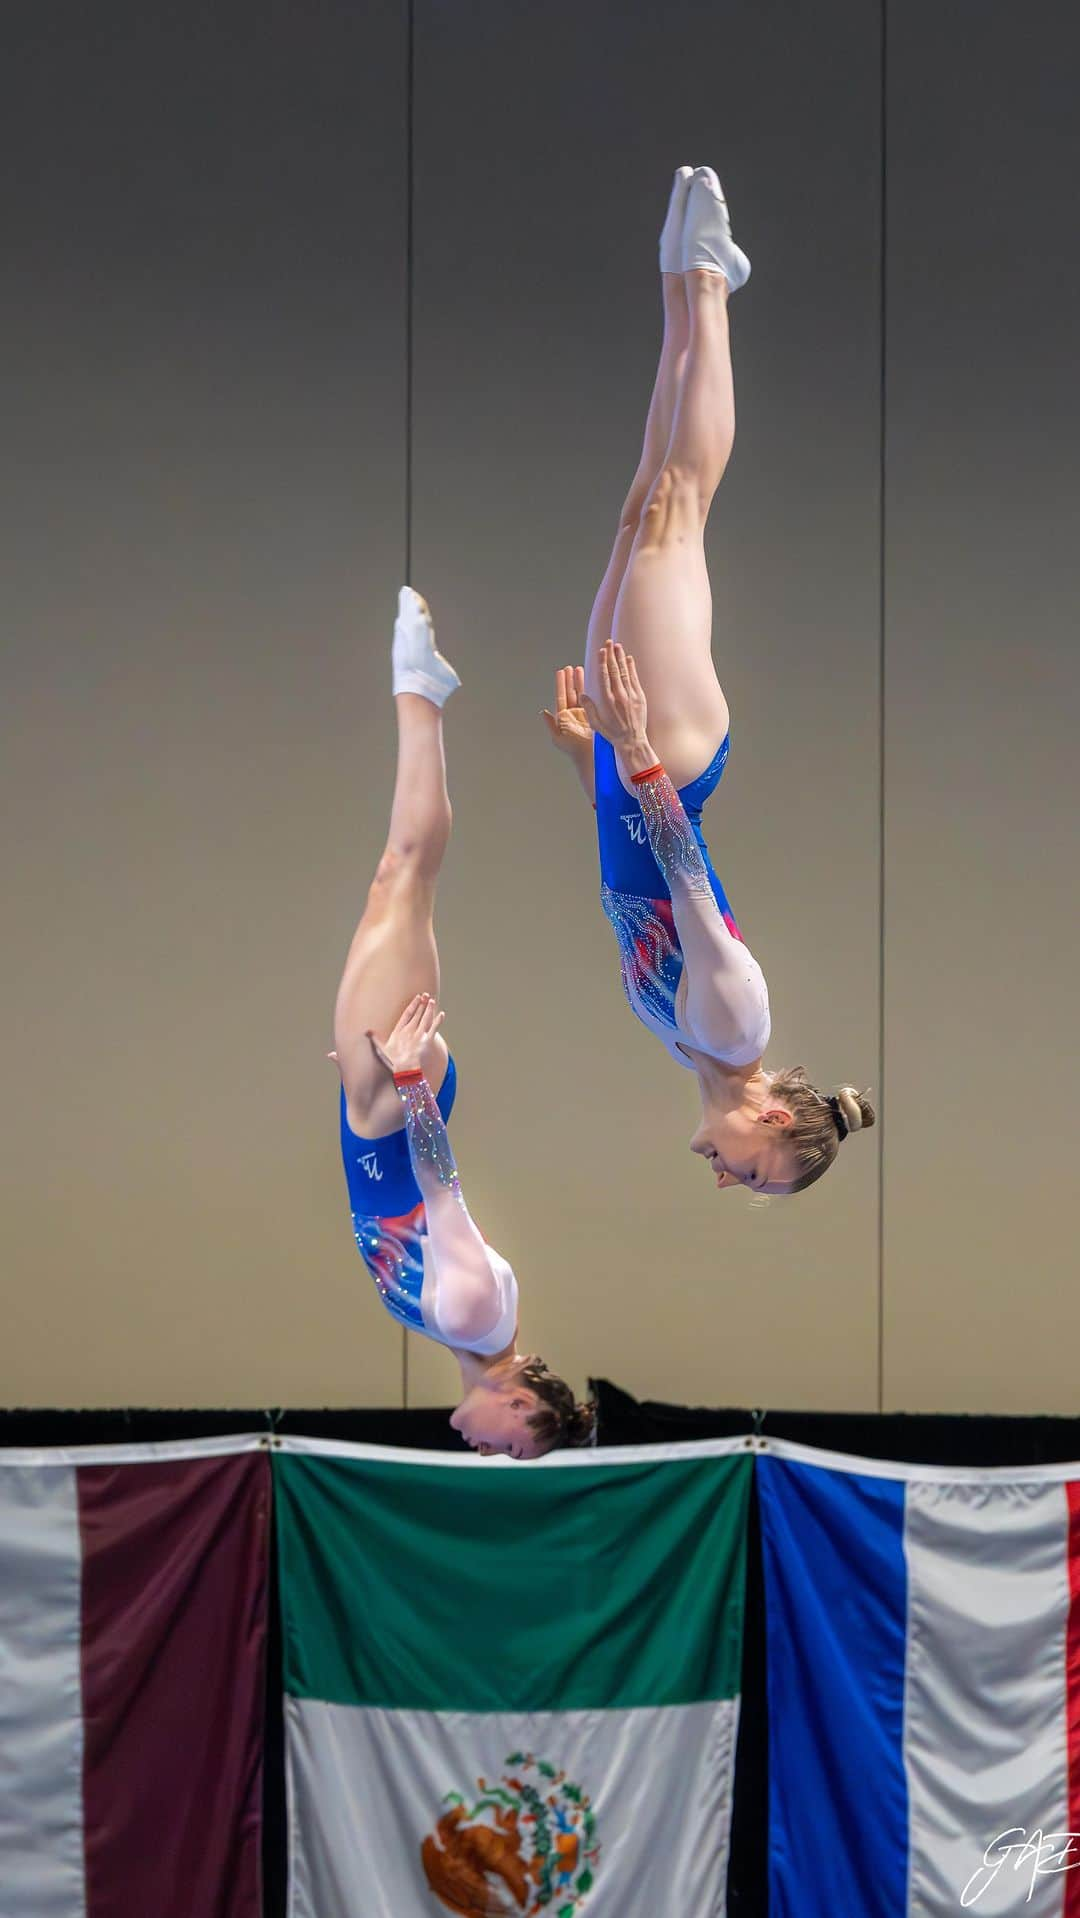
(421, 1752, 600, 1916)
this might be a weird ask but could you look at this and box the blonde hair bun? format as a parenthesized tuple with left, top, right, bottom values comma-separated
(837, 1086, 876, 1133)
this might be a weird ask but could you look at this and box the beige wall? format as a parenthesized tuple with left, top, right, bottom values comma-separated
(3, 1, 1077, 1414)
(883, 3, 1080, 1411)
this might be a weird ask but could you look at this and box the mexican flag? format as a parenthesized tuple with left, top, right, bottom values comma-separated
(0, 1436, 269, 1918)
(275, 1435, 751, 1918)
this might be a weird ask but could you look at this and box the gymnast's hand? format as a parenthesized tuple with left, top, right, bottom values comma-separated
(542, 665, 592, 758)
(366, 993, 446, 1078)
(581, 642, 650, 758)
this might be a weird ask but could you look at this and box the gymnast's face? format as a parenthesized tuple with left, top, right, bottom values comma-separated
(450, 1383, 547, 1460)
(689, 1107, 796, 1196)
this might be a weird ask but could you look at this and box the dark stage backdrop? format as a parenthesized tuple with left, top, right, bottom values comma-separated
(3, 1, 1079, 1418)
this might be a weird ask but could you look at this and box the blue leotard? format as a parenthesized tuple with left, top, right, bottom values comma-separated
(339, 1057, 457, 1336)
(594, 730, 736, 915)
(339, 1056, 518, 1352)
(594, 731, 770, 1069)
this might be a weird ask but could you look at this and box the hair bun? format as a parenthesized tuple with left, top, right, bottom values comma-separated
(569, 1400, 599, 1448)
(837, 1086, 876, 1133)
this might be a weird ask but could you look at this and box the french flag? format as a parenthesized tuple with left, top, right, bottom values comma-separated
(0, 1438, 269, 1917)
(758, 1438, 1080, 1918)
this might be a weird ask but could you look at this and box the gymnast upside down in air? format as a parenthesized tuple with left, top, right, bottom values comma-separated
(332, 588, 594, 1455)
(544, 166, 875, 1194)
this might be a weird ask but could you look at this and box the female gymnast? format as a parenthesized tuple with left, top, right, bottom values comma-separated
(544, 166, 875, 1195)
(333, 587, 594, 1454)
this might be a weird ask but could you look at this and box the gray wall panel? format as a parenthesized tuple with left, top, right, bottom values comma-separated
(13, 3, 1074, 1417)
(408, 0, 883, 1410)
(2, 0, 411, 1403)
(885, 4, 1080, 1409)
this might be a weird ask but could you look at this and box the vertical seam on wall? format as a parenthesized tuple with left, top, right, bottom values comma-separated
(402, 0, 416, 1412)
(877, 0, 888, 1416)
(405, 0, 415, 587)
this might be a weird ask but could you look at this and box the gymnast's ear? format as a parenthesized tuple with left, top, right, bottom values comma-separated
(760, 1106, 794, 1129)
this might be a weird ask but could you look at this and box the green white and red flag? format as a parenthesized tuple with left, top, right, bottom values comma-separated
(275, 1435, 751, 1918)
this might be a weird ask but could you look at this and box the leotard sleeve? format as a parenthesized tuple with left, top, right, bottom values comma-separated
(630, 763, 770, 1062)
(631, 762, 716, 900)
(394, 1071, 516, 1348)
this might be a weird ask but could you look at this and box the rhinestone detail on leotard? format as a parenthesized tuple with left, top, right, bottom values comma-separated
(633, 765, 715, 899)
(601, 882, 684, 1034)
(394, 1073, 465, 1201)
(351, 1208, 427, 1330)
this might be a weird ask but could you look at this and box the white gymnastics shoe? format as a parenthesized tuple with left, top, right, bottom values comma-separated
(682, 166, 751, 292)
(659, 164, 694, 274)
(391, 586, 461, 705)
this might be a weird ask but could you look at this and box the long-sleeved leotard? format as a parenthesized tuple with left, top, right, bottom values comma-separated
(391, 1069, 517, 1346)
(340, 1055, 517, 1353)
(595, 733, 771, 1069)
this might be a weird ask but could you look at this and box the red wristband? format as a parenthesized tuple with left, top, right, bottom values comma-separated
(392, 1068, 424, 1086)
(629, 762, 665, 785)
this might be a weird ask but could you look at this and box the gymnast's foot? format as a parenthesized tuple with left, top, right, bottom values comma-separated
(682, 166, 751, 292)
(392, 586, 461, 705)
(659, 164, 694, 274)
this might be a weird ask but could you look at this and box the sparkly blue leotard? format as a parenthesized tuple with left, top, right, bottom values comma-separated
(594, 730, 735, 907)
(340, 1057, 518, 1353)
(594, 732, 765, 1064)
(339, 1055, 457, 1335)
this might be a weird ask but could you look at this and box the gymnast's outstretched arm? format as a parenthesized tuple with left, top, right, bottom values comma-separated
(369, 996, 509, 1346)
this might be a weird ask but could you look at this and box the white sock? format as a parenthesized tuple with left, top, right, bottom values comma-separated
(391, 587, 461, 705)
(682, 166, 751, 292)
(659, 164, 694, 274)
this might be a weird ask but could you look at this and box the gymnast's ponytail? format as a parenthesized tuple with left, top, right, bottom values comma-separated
(766, 1067, 876, 1194)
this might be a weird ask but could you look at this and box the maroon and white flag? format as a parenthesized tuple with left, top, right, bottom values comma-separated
(0, 1435, 270, 1917)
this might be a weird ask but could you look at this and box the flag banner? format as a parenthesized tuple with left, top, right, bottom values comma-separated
(275, 1436, 752, 1918)
(0, 1435, 270, 1918)
(757, 1437, 1080, 1918)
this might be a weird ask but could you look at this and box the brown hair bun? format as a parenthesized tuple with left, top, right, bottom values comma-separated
(520, 1358, 598, 1452)
(836, 1086, 876, 1133)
